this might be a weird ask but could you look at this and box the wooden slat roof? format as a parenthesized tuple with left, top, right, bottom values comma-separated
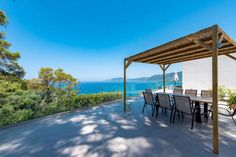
(125, 25, 236, 65)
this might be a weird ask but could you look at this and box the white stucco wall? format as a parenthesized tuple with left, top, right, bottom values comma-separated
(182, 53, 236, 92)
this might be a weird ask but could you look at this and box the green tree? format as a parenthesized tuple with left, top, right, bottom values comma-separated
(0, 10, 25, 78)
(37, 67, 79, 102)
(39, 67, 78, 88)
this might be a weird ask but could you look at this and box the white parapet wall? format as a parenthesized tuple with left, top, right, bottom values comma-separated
(182, 53, 236, 92)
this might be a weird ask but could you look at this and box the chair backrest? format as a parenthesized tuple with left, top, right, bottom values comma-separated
(185, 89, 197, 97)
(143, 92, 154, 105)
(201, 90, 212, 97)
(173, 88, 183, 95)
(173, 95, 192, 114)
(145, 89, 152, 93)
(157, 93, 171, 109)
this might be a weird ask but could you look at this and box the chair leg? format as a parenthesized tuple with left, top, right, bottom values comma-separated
(169, 109, 173, 123)
(191, 114, 195, 130)
(191, 109, 195, 130)
(204, 110, 210, 124)
(152, 106, 155, 117)
(165, 108, 167, 115)
(181, 112, 184, 119)
(178, 111, 180, 118)
(172, 110, 176, 123)
(156, 106, 159, 118)
(142, 104, 146, 114)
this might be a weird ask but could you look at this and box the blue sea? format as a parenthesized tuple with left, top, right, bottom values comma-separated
(78, 81, 182, 96)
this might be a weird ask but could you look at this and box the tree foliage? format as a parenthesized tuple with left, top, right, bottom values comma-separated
(0, 10, 8, 26)
(0, 10, 25, 78)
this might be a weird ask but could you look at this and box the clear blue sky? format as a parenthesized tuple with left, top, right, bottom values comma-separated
(1, 0, 236, 81)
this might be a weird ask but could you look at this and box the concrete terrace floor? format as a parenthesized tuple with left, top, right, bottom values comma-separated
(0, 98, 236, 157)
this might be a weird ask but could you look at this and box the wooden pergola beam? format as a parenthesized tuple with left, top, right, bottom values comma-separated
(134, 38, 213, 62)
(147, 43, 232, 64)
(152, 46, 236, 65)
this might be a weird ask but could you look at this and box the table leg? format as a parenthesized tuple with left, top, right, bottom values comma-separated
(195, 101, 202, 123)
(204, 103, 208, 118)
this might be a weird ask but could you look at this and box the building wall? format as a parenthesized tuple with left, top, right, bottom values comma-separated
(182, 53, 236, 92)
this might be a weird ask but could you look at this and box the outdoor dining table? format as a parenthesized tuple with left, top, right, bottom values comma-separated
(155, 92, 212, 123)
(189, 96, 212, 123)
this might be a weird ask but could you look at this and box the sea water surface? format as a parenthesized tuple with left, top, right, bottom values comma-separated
(78, 82, 182, 96)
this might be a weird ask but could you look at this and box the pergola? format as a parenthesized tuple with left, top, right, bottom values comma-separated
(123, 25, 236, 154)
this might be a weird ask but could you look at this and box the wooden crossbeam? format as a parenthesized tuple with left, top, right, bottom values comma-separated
(189, 38, 213, 51)
(125, 60, 132, 69)
(135, 38, 213, 62)
(164, 64, 171, 71)
(158, 54, 212, 65)
(156, 48, 236, 65)
(225, 54, 236, 61)
(159, 64, 170, 71)
(218, 26, 236, 47)
(150, 46, 236, 64)
(159, 64, 164, 71)
(137, 40, 230, 63)
(147, 42, 231, 64)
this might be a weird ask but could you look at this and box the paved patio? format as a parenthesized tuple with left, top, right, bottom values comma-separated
(0, 98, 235, 157)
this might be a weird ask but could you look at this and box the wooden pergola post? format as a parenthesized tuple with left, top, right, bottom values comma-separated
(124, 59, 132, 112)
(159, 64, 171, 93)
(124, 60, 127, 112)
(162, 65, 166, 93)
(212, 25, 219, 154)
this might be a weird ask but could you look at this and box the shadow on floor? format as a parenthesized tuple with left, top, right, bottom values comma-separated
(0, 97, 235, 157)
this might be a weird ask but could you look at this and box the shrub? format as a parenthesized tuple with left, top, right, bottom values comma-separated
(0, 90, 122, 127)
(228, 93, 236, 109)
(0, 104, 33, 126)
(0, 104, 15, 126)
(3, 90, 41, 111)
(0, 79, 22, 95)
(209, 85, 236, 100)
(75, 92, 122, 108)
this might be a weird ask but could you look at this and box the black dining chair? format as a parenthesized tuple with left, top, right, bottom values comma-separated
(173, 88, 183, 95)
(145, 89, 152, 93)
(142, 91, 157, 116)
(200, 90, 212, 121)
(156, 93, 173, 122)
(172, 95, 196, 129)
(185, 89, 197, 97)
(201, 90, 212, 97)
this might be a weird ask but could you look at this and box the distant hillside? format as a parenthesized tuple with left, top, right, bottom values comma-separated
(107, 71, 182, 82)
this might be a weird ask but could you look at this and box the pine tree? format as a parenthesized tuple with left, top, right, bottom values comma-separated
(0, 10, 25, 79)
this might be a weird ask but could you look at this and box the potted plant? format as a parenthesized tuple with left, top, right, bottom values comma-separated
(228, 93, 236, 110)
